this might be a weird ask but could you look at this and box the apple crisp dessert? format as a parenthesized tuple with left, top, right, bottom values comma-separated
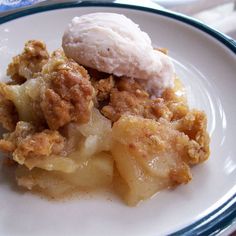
(0, 40, 209, 206)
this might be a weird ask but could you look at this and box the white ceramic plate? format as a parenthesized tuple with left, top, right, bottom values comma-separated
(0, 2, 235, 236)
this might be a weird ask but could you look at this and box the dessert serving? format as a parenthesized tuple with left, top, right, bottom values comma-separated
(0, 13, 210, 206)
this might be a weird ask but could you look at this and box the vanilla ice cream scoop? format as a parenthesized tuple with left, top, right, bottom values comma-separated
(62, 13, 174, 95)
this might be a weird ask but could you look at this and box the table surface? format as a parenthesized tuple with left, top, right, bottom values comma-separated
(168, 0, 232, 13)
(167, 0, 236, 39)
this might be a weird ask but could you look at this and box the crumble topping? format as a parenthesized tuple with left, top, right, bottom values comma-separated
(7, 40, 49, 84)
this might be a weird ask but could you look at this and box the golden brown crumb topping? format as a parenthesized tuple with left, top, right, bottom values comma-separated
(13, 128, 65, 164)
(0, 94, 18, 131)
(7, 40, 49, 83)
(173, 110, 210, 164)
(0, 121, 65, 166)
(101, 77, 172, 122)
(41, 50, 94, 129)
(41, 67, 94, 130)
(93, 75, 115, 102)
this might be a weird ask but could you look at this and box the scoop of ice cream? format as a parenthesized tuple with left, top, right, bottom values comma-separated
(62, 13, 174, 95)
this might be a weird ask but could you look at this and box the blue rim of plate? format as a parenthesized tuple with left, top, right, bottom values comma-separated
(0, 1, 235, 235)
